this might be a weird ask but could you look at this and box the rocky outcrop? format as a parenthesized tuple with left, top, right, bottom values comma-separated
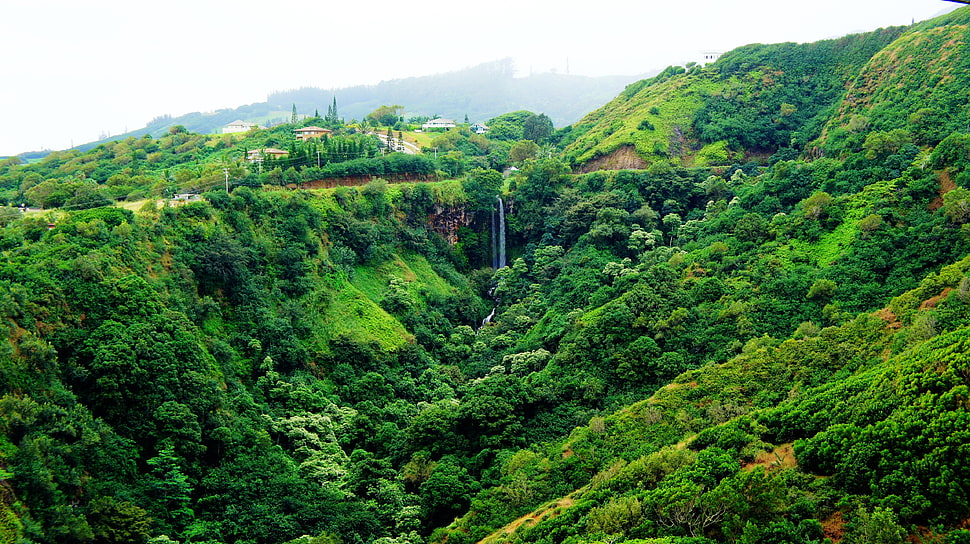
(428, 203, 471, 245)
(574, 145, 648, 173)
(297, 172, 437, 189)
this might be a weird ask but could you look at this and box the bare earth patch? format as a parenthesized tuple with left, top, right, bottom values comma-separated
(742, 443, 797, 472)
(575, 145, 648, 173)
(822, 510, 846, 543)
(477, 494, 579, 544)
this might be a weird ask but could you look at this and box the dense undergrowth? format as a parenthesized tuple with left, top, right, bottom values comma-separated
(2, 6, 970, 544)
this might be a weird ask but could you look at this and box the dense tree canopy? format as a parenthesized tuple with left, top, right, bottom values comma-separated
(5, 7, 970, 544)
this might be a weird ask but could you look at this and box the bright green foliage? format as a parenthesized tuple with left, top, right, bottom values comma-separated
(818, 10, 970, 154)
(4, 7, 970, 544)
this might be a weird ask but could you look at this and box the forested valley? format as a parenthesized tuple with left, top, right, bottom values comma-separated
(3, 7, 970, 544)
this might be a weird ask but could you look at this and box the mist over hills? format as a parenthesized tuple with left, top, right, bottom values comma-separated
(69, 59, 647, 153)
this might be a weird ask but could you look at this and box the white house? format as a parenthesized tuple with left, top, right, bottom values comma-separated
(223, 120, 259, 134)
(699, 51, 722, 65)
(421, 118, 457, 131)
(470, 123, 489, 134)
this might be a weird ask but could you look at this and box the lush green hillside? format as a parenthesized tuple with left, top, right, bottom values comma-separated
(563, 8, 970, 173)
(0, 183, 489, 544)
(815, 8, 970, 156)
(3, 7, 970, 544)
(0, 109, 540, 210)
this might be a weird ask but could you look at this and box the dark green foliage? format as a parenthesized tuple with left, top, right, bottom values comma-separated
(523, 113, 555, 144)
(309, 154, 436, 180)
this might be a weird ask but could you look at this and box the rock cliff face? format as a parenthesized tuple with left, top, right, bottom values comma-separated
(298, 173, 436, 189)
(428, 203, 471, 245)
(574, 145, 648, 173)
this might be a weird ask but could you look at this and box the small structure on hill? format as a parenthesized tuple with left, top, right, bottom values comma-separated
(294, 126, 333, 141)
(699, 51, 722, 65)
(223, 120, 259, 133)
(471, 122, 489, 134)
(247, 148, 289, 162)
(422, 118, 457, 131)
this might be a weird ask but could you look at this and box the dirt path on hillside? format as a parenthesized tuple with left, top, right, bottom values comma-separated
(476, 493, 580, 544)
(929, 169, 956, 211)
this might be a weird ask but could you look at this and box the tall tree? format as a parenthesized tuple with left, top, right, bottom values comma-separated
(325, 96, 340, 125)
(523, 113, 554, 144)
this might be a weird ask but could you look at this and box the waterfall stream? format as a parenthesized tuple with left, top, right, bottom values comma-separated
(497, 195, 506, 269)
(481, 196, 508, 330)
(490, 203, 498, 269)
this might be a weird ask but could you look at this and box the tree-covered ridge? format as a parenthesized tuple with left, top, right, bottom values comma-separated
(0, 123, 391, 209)
(816, 9, 970, 155)
(563, 7, 970, 171)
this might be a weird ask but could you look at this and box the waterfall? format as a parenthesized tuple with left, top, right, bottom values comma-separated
(497, 196, 506, 269)
(490, 203, 498, 270)
(478, 285, 500, 331)
(480, 305, 497, 328)
(480, 196, 507, 331)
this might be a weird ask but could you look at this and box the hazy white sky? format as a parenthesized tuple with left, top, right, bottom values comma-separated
(0, 0, 960, 156)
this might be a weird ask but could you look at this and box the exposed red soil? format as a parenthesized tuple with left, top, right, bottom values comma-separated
(875, 307, 902, 330)
(929, 169, 956, 211)
(574, 145, 648, 173)
(822, 510, 846, 543)
(920, 287, 953, 310)
(298, 172, 437, 189)
(741, 443, 797, 472)
(477, 495, 577, 544)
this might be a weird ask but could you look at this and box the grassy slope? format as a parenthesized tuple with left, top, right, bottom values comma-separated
(564, 71, 711, 167)
(561, 14, 949, 170)
(816, 8, 970, 150)
(319, 274, 414, 352)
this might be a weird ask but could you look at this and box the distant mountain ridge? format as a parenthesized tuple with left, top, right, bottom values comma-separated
(76, 59, 647, 152)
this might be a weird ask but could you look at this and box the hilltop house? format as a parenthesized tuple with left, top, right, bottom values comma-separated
(294, 126, 333, 141)
(699, 51, 722, 65)
(223, 120, 259, 133)
(470, 123, 489, 134)
(421, 118, 457, 131)
(247, 148, 289, 162)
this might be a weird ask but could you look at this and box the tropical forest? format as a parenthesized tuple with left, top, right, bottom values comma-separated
(3, 7, 970, 544)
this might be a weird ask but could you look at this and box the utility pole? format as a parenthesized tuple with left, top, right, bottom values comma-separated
(224, 167, 229, 193)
